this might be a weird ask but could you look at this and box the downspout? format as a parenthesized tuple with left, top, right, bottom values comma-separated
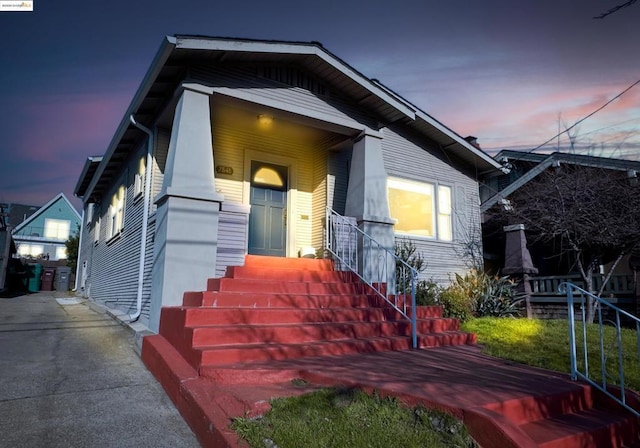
(73, 208, 85, 292)
(129, 115, 154, 321)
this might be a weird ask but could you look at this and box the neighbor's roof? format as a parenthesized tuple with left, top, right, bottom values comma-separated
(76, 35, 502, 201)
(481, 150, 640, 212)
(12, 193, 81, 234)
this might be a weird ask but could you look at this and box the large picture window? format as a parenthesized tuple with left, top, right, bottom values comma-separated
(387, 178, 453, 241)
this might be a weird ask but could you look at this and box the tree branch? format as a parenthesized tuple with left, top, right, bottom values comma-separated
(594, 0, 638, 19)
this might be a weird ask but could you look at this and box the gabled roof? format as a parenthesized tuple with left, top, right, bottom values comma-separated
(78, 35, 502, 202)
(12, 193, 81, 235)
(481, 150, 640, 212)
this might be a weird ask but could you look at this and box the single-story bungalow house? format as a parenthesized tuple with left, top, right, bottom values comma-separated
(74, 35, 502, 332)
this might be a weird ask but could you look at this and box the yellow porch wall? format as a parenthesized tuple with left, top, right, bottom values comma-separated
(211, 123, 327, 252)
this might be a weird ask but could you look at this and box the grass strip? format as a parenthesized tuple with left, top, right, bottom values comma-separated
(232, 387, 477, 448)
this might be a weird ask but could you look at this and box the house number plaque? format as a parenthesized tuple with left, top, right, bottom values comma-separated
(216, 165, 234, 175)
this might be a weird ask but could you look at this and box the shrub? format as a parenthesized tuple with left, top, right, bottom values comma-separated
(415, 279, 440, 306)
(440, 270, 522, 321)
(473, 274, 523, 318)
(439, 286, 474, 322)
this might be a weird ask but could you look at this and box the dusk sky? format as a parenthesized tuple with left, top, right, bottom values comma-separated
(1, 0, 638, 209)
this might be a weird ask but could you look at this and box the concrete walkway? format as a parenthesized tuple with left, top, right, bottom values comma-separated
(0, 291, 199, 448)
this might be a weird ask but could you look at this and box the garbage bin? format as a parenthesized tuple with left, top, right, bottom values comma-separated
(41, 267, 55, 291)
(56, 267, 72, 291)
(27, 263, 42, 292)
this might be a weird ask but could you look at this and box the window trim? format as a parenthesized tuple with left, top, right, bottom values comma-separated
(133, 156, 145, 201)
(107, 185, 125, 240)
(387, 177, 454, 242)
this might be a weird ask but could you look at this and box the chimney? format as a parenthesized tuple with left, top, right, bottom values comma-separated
(464, 136, 481, 149)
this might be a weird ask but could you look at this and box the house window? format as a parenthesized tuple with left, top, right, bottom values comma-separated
(17, 243, 44, 257)
(94, 216, 101, 244)
(55, 246, 67, 260)
(387, 177, 453, 241)
(107, 185, 125, 239)
(86, 203, 94, 225)
(437, 185, 453, 241)
(134, 156, 145, 198)
(44, 218, 71, 240)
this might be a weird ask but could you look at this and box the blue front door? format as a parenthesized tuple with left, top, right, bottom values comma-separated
(248, 161, 288, 257)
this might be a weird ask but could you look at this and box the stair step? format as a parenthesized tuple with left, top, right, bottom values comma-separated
(243, 255, 334, 270)
(207, 278, 361, 294)
(194, 331, 476, 367)
(187, 320, 462, 346)
(162, 306, 449, 326)
(520, 407, 638, 448)
(184, 291, 378, 308)
(226, 265, 352, 282)
(483, 386, 595, 425)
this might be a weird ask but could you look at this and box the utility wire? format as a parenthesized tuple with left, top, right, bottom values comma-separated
(521, 77, 640, 156)
(594, 0, 638, 19)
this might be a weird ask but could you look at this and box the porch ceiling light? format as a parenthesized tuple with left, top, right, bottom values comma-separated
(257, 114, 274, 126)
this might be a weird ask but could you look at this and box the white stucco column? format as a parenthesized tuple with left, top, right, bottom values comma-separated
(344, 129, 396, 285)
(150, 87, 223, 332)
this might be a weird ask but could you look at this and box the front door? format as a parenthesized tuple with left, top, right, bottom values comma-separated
(248, 161, 288, 256)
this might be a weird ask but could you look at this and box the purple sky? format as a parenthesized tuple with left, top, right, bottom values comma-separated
(1, 0, 638, 209)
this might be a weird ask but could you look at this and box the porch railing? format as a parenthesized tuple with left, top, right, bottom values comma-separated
(563, 282, 640, 417)
(325, 208, 418, 349)
(531, 274, 635, 298)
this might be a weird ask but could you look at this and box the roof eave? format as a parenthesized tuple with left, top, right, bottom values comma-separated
(414, 111, 503, 173)
(74, 156, 103, 198)
(82, 36, 177, 201)
(173, 35, 417, 121)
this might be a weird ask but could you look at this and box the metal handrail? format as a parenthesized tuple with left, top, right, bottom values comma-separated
(325, 207, 418, 348)
(562, 282, 640, 417)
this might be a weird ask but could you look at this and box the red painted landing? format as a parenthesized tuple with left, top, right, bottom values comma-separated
(143, 337, 640, 448)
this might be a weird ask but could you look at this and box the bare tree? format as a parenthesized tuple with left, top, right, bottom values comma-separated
(488, 164, 640, 322)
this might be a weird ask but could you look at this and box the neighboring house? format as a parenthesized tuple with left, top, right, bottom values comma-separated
(12, 193, 81, 261)
(74, 35, 502, 332)
(480, 150, 640, 287)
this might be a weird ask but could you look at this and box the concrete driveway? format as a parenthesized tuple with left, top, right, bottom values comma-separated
(0, 291, 199, 448)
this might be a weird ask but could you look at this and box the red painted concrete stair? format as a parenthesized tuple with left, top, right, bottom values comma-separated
(159, 255, 475, 375)
(142, 254, 640, 447)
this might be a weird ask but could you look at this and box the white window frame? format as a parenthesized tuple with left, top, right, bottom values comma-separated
(134, 156, 145, 199)
(55, 246, 67, 260)
(387, 177, 454, 241)
(17, 243, 44, 257)
(86, 203, 94, 225)
(44, 218, 71, 240)
(107, 185, 125, 240)
(94, 215, 101, 245)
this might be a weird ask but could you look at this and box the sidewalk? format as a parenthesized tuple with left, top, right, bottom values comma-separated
(0, 291, 199, 448)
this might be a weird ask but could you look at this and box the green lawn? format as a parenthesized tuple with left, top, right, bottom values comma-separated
(232, 387, 477, 448)
(462, 317, 640, 391)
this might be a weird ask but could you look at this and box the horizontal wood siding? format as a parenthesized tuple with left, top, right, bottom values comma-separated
(382, 126, 482, 284)
(189, 64, 377, 129)
(215, 206, 249, 277)
(85, 144, 152, 322)
(327, 149, 351, 215)
(151, 128, 170, 215)
(311, 147, 327, 252)
(212, 120, 324, 255)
